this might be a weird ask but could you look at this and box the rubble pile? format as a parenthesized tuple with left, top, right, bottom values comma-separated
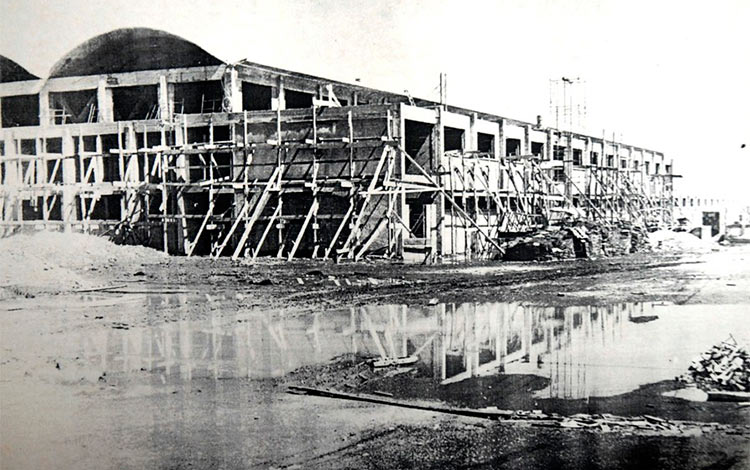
(586, 220, 650, 257)
(502, 229, 576, 261)
(682, 339, 750, 392)
(501, 220, 650, 262)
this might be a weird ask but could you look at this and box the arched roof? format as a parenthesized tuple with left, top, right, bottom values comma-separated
(49, 28, 224, 78)
(0, 56, 39, 82)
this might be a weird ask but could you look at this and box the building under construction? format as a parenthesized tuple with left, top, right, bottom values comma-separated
(0, 28, 675, 262)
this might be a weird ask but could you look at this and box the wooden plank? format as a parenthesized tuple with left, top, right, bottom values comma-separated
(231, 166, 281, 260)
(287, 159, 319, 260)
(354, 217, 387, 261)
(339, 147, 390, 256)
(372, 355, 419, 368)
(211, 191, 255, 258)
(286, 386, 514, 420)
(252, 203, 282, 259)
(287, 199, 318, 260)
(323, 200, 355, 259)
(186, 198, 215, 257)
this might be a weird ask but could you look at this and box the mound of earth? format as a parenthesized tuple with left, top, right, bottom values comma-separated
(0, 231, 166, 297)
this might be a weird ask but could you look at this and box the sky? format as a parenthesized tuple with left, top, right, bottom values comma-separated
(1, 0, 748, 199)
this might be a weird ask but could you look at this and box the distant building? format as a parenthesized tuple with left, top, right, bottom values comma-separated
(672, 193, 750, 238)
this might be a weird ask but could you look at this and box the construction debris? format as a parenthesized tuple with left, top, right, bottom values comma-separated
(681, 338, 750, 393)
(287, 386, 750, 436)
(502, 220, 650, 262)
(371, 355, 419, 368)
(502, 228, 576, 261)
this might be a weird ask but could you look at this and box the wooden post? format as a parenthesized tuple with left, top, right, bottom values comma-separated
(434, 108, 445, 260)
(460, 156, 469, 260)
(447, 154, 456, 257)
(287, 162, 319, 260)
(348, 110, 355, 179)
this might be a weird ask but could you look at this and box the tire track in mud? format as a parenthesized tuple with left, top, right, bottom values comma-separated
(276, 259, 706, 310)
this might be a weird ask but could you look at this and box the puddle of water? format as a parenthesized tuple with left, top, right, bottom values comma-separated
(2, 294, 747, 400)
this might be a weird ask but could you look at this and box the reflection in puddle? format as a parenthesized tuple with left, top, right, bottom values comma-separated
(10, 295, 747, 400)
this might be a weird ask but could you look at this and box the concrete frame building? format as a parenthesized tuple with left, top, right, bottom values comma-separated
(0, 28, 676, 261)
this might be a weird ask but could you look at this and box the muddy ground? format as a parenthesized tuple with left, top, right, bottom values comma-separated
(1, 240, 749, 469)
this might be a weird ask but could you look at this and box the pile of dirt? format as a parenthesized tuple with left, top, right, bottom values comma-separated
(0, 231, 166, 297)
(649, 230, 713, 252)
(681, 338, 750, 392)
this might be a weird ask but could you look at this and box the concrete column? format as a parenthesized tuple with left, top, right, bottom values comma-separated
(3, 133, 19, 186)
(158, 75, 171, 122)
(36, 136, 47, 187)
(493, 128, 500, 160)
(94, 135, 104, 183)
(468, 113, 478, 151)
(546, 129, 554, 161)
(524, 124, 531, 155)
(61, 131, 77, 231)
(122, 125, 140, 224)
(498, 119, 506, 158)
(564, 134, 573, 199)
(125, 125, 139, 181)
(97, 78, 114, 123)
(272, 77, 286, 110)
(224, 67, 243, 113)
(3, 133, 20, 225)
(624, 146, 632, 171)
(39, 89, 50, 127)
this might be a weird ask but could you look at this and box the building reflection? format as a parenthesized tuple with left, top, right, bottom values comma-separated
(72, 295, 662, 398)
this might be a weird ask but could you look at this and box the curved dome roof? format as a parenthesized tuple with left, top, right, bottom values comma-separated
(0, 56, 39, 82)
(49, 28, 224, 78)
